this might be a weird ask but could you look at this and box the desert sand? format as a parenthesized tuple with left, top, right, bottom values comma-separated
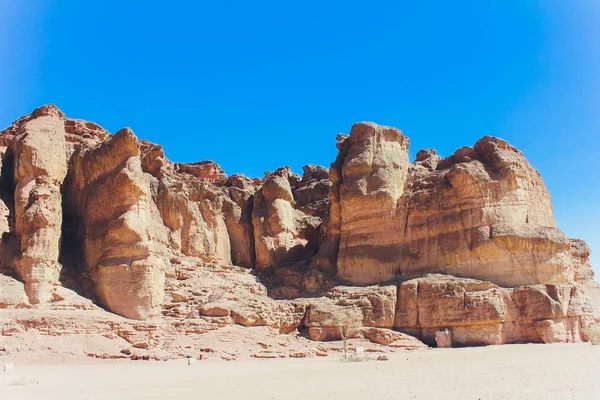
(1, 343, 599, 400)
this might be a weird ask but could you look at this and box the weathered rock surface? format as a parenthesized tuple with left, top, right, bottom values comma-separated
(66, 127, 170, 319)
(224, 174, 257, 268)
(304, 284, 397, 341)
(0, 106, 597, 358)
(395, 274, 598, 346)
(312, 123, 410, 283)
(11, 105, 67, 304)
(252, 166, 328, 269)
(314, 123, 592, 288)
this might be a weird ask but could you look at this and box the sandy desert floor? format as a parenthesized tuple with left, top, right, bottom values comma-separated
(1, 343, 599, 400)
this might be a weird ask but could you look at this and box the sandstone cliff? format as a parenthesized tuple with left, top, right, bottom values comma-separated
(313, 123, 586, 287)
(0, 106, 598, 360)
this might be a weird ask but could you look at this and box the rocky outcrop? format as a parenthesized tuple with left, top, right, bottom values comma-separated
(11, 105, 67, 304)
(223, 174, 257, 268)
(67, 128, 169, 320)
(0, 105, 597, 355)
(139, 141, 240, 267)
(304, 284, 397, 340)
(155, 160, 232, 264)
(312, 123, 410, 283)
(314, 123, 593, 288)
(395, 274, 596, 346)
(252, 166, 328, 269)
(401, 136, 579, 286)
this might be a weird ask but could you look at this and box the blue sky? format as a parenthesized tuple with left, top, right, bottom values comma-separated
(1, 1, 599, 274)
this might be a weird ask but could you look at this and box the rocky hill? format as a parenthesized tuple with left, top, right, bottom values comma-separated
(0, 105, 598, 361)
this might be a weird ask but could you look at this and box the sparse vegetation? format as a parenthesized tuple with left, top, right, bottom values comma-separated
(332, 307, 364, 360)
(345, 352, 371, 362)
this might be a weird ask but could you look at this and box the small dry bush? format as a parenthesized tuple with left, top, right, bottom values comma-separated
(344, 353, 371, 363)
(331, 307, 364, 360)
(584, 326, 600, 345)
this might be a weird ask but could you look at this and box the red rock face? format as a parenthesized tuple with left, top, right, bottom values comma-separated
(0, 105, 597, 354)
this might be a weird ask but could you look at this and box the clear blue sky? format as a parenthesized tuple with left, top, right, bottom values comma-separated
(1, 1, 598, 274)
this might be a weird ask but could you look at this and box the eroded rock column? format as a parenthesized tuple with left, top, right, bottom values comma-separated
(68, 128, 167, 319)
(12, 105, 67, 304)
(319, 122, 410, 284)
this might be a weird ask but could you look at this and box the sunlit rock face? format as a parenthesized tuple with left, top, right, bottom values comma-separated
(395, 274, 593, 346)
(0, 106, 597, 352)
(314, 123, 591, 287)
(67, 127, 169, 320)
(315, 122, 411, 284)
(11, 105, 68, 304)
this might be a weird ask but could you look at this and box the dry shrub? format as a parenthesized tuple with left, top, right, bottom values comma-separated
(331, 307, 364, 360)
(345, 353, 371, 362)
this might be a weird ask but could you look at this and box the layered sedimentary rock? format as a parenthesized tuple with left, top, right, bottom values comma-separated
(0, 106, 597, 355)
(400, 138, 583, 286)
(311, 123, 410, 282)
(304, 284, 397, 340)
(314, 123, 590, 288)
(395, 274, 595, 345)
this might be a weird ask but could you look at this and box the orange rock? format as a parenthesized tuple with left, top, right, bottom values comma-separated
(10, 106, 68, 305)
(66, 127, 167, 320)
(288, 351, 309, 358)
(362, 327, 427, 348)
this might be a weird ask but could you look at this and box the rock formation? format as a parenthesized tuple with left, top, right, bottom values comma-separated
(313, 123, 586, 287)
(0, 106, 598, 361)
(11, 105, 67, 304)
(395, 274, 594, 345)
(252, 166, 328, 270)
(66, 127, 170, 320)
